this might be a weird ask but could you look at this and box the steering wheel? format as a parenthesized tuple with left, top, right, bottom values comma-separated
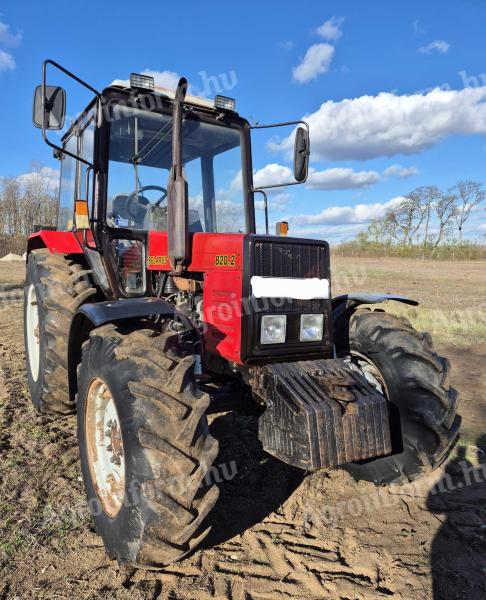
(126, 185, 168, 219)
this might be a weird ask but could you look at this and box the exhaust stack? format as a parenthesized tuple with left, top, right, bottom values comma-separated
(167, 77, 189, 272)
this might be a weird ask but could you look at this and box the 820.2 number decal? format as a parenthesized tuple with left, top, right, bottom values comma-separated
(214, 254, 236, 267)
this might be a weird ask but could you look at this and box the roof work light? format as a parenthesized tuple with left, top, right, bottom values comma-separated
(214, 95, 236, 111)
(130, 73, 155, 91)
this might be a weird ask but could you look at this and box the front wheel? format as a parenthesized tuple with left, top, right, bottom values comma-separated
(76, 324, 219, 567)
(340, 310, 460, 484)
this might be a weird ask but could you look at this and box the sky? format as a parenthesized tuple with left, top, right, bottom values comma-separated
(1, 0, 486, 241)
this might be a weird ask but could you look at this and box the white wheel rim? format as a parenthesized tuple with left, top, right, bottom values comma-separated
(346, 351, 388, 398)
(26, 284, 40, 382)
(85, 378, 126, 517)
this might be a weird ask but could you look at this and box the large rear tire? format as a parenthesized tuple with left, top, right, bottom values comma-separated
(76, 324, 219, 567)
(340, 310, 460, 484)
(24, 249, 96, 415)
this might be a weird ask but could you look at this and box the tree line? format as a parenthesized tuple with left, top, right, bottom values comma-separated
(0, 164, 57, 255)
(1, 165, 485, 259)
(366, 181, 485, 248)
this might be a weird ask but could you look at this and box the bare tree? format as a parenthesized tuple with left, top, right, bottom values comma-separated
(450, 180, 485, 241)
(368, 218, 388, 243)
(385, 192, 426, 246)
(414, 186, 441, 247)
(434, 191, 457, 248)
(0, 177, 22, 235)
(0, 164, 58, 241)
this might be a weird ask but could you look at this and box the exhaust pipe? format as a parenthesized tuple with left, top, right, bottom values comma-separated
(167, 77, 189, 272)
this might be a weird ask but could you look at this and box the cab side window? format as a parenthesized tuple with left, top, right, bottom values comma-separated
(57, 111, 95, 231)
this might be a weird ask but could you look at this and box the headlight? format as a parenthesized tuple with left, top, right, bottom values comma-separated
(261, 315, 287, 344)
(112, 239, 146, 295)
(300, 314, 324, 342)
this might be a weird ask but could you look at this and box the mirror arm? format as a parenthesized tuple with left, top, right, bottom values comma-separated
(41, 132, 95, 169)
(41, 59, 99, 168)
(251, 119, 309, 131)
(252, 178, 307, 193)
(42, 59, 99, 98)
(250, 120, 310, 189)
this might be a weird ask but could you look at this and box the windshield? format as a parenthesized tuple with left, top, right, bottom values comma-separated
(106, 105, 245, 233)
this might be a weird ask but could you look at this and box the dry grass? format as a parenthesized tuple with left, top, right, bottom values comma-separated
(332, 257, 486, 346)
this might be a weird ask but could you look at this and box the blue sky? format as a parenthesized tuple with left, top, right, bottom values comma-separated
(1, 0, 486, 241)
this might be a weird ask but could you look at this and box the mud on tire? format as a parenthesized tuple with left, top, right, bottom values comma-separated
(76, 324, 219, 567)
(24, 249, 97, 415)
(342, 310, 461, 485)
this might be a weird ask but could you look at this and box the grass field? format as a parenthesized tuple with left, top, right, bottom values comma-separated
(332, 256, 486, 347)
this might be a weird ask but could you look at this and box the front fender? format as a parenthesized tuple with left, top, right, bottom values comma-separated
(332, 293, 418, 318)
(332, 293, 418, 352)
(76, 297, 176, 327)
(67, 298, 188, 404)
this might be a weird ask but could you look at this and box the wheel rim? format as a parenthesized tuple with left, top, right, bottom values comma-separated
(26, 284, 40, 382)
(85, 378, 126, 518)
(346, 351, 388, 398)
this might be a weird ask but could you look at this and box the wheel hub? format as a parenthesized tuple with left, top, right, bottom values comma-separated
(347, 351, 388, 397)
(85, 378, 126, 517)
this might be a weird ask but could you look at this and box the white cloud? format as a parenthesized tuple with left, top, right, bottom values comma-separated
(253, 164, 382, 191)
(316, 17, 344, 42)
(383, 164, 419, 179)
(285, 197, 404, 227)
(141, 69, 183, 90)
(307, 167, 380, 190)
(255, 192, 292, 211)
(253, 163, 293, 188)
(0, 21, 22, 47)
(280, 40, 294, 51)
(16, 166, 60, 192)
(271, 87, 486, 161)
(0, 49, 15, 73)
(292, 43, 335, 84)
(287, 223, 366, 240)
(417, 40, 450, 55)
(412, 19, 425, 36)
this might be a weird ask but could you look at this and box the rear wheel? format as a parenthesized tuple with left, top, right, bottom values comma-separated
(24, 249, 96, 414)
(76, 324, 219, 567)
(340, 310, 460, 484)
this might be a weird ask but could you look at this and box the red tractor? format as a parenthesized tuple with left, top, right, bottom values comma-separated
(25, 61, 460, 567)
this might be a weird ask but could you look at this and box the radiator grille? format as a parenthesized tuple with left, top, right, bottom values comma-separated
(254, 241, 328, 279)
(253, 240, 330, 314)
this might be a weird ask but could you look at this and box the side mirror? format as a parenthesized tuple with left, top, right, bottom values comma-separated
(293, 126, 310, 183)
(33, 85, 66, 130)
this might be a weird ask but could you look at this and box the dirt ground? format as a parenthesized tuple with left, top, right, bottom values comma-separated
(0, 257, 485, 600)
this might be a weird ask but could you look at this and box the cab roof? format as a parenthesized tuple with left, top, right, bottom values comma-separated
(109, 79, 223, 112)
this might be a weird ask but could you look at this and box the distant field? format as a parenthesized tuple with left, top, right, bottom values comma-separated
(332, 256, 486, 347)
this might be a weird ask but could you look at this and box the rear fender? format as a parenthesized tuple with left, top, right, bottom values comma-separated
(332, 293, 418, 352)
(26, 230, 83, 257)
